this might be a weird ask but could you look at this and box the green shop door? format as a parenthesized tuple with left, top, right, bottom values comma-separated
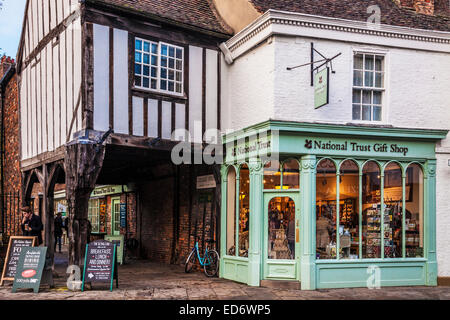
(111, 197, 121, 236)
(263, 193, 300, 281)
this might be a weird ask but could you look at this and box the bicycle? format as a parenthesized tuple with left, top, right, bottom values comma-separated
(185, 239, 220, 277)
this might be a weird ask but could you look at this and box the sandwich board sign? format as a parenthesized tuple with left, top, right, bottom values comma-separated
(314, 67, 329, 109)
(82, 240, 118, 291)
(105, 235, 124, 265)
(12, 247, 47, 293)
(1, 236, 36, 285)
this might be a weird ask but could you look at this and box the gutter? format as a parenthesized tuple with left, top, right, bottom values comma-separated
(0, 64, 16, 234)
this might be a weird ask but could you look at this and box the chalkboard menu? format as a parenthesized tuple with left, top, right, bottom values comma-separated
(12, 247, 47, 293)
(82, 240, 118, 291)
(1, 236, 36, 285)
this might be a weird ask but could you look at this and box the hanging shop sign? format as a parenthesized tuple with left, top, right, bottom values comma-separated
(12, 247, 47, 293)
(314, 67, 329, 109)
(1, 236, 36, 285)
(197, 175, 216, 189)
(105, 235, 125, 265)
(82, 240, 118, 291)
(120, 203, 127, 228)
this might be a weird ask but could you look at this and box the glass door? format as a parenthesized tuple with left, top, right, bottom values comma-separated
(263, 193, 299, 281)
(111, 197, 121, 236)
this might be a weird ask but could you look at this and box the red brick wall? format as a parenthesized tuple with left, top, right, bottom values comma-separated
(1, 56, 21, 237)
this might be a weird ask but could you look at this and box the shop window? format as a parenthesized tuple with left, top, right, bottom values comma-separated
(88, 199, 100, 234)
(264, 161, 281, 190)
(282, 159, 300, 189)
(226, 166, 237, 256)
(352, 53, 384, 121)
(405, 164, 424, 257)
(239, 164, 250, 257)
(339, 160, 359, 259)
(383, 162, 403, 258)
(362, 161, 382, 258)
(135, 38, 184, 95)
(268, 197, 296, 260)
(316, 159, 337, 259)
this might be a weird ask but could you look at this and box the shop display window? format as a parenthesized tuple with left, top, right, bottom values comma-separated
(282, 159, 300, 189)
(316, 159, 337, 259)
(88, 198, 100, 233)
(405, 164, 424, 258)
(239, 164, 250, 257)
(226, 166, 237, 256)
(362, 161, 381, 258)
(383, 162, 403, 258)
(268, 197, 296, 260)
(264, 161, 281, 190)
(339, 160, 359, 259)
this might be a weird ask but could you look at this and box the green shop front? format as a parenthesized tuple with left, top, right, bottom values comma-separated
(219, 121, 447, 290)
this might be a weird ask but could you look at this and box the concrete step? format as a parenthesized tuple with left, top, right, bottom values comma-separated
(260, 279, 301, 290)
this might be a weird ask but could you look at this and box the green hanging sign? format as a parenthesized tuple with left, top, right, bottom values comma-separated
(314, 67, 329, 109)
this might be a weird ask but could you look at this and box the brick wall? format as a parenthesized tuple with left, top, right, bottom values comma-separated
(0, 56, 21, 238)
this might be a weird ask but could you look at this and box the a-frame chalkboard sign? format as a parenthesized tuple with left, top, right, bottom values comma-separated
(1, 236, 36, 286)
(81, 240, 118, 292)
(12, 247, 47, 293)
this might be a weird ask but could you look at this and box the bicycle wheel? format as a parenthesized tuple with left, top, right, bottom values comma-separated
(185, 249, 196, 273)
(203, 250, 219, 277)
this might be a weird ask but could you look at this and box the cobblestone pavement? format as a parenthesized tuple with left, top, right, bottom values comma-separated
(1, 253, 449, 300)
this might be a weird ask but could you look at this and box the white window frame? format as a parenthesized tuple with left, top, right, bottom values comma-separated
(351, 50, 388, 123)
(134, 37, 184, 97)
(88, 198, 100, 234)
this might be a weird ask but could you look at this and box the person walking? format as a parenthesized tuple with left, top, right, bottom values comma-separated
(54, 212, 64, 253)
(21, 206, 43, 245)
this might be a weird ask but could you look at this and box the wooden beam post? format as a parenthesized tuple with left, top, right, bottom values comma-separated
(65, 143, 105, 266)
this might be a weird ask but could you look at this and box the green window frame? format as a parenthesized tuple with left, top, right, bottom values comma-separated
(263, 159, 300, 190)
(316, 158, 425, 260)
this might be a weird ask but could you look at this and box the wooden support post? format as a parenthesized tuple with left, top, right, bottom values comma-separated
(65, 143, 105, 266)
(42, 164, 55, 275)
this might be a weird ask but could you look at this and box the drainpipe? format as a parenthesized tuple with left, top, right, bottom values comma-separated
(0, 64, 16, 235)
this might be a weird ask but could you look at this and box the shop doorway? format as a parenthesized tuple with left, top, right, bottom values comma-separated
(111, 197, 121, 236)
(263, 194, 299, 281)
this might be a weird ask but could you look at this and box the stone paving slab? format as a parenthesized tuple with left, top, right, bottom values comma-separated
(0, 259, 450, 300)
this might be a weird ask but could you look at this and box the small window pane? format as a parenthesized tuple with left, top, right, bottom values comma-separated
(143, 42, 150, 52)
(151, 55, 157, 66)
(168, 81, 174, 92)
(283, 159, 299, 189)
(365, 71, 374, 87)
(176, 60, 182, 70)
(169, 58, 175, 69)
(354, 54, 363, 69)
(135, 40, 142, 51)
(151, 79, 157, 89)
(373, 91, 382, 105)
(373, 106, 382, 121)
(135, 76, 141, 87)
(143, 66, 150, 76)
(143, 77, 150, 88)
(353, 89, 361, 103)
(161, 80, 167, 90)
(176, 72, 182, 82)
(362, 90, 371, 104)
(353, 71, 363, 86)
(168, 70, 174, 80)
(352, 104, 361, 120)
(135, 64, 141, 75)
(161, 68, 167, 79)
(365, 55, 374, 70)
(135, 52, 142, 63)
(161, 57, 167, 67)
(152, 44, 158, 54)
(375, 73, 383, 88)
(264, 161, 281, 189)
(176, 48, 183, 59)
(176, 83, 182, 93)
(143, 54, 150, 64)
(161, 45, 168, 56)
(169, 47, 175, 57)
(362, 105, 371, 120)
(375, 56, 383, 71)
(151, 67, 157, 78)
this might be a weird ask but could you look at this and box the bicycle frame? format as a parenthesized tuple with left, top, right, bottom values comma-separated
(192, 242, 212, 266)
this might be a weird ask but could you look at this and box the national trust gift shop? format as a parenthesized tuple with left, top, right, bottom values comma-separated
(219, 120, 447, 290)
